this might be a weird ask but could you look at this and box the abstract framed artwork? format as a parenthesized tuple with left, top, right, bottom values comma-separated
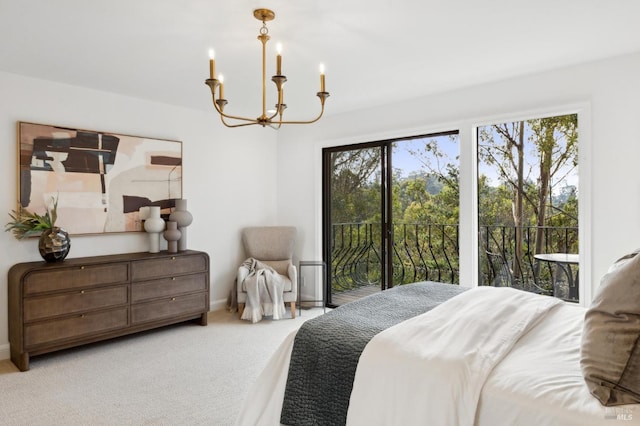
(17, 122, 182, 235)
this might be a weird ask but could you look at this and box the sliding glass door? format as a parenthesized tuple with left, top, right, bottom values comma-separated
(323, 144, 384, 306)
(323, 132, 459, 306)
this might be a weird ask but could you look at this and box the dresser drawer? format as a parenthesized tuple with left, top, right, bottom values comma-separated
(131, 254, 207, 281)
(131, 293, 207, 325)
(24, 307, 129, 348)
(131, 273, 207, 303)
(24, 263, 129, 295)
(24, 286, 129, 322)
(9, 250, 209, 371)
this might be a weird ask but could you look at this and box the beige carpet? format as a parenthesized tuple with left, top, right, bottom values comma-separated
(0, 308, 326, 425)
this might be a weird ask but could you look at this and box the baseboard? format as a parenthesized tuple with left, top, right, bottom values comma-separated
(210, 298, 227, 312)
(0, 300, 229, 362)
(0, 343, 10, 361)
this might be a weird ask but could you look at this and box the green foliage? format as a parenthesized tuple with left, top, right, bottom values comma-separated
(478, 114, 578, 229)
(5, 196, 58, 239)
(330, 149, 381, 223)
(328, 117, 579, 293)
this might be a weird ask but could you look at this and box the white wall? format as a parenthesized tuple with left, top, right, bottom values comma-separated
(3, 51, 640, 361)
(0, 71, 278, 359)
(277, 51, 640, 306)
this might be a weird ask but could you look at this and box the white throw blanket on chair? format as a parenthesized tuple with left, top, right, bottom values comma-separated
(240, 258, 286, 323)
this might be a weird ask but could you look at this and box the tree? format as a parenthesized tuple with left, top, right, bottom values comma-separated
(330, 148, 381, 223)
(528, 115, 578, 255)
(478, 114, 578, 281)
(479, 121, 526, 277)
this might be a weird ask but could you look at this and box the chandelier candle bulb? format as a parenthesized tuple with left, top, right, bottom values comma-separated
(209, 49, 215, 79)
(204, 8, 329, 128)
(320, 64, 326, 92)
(276, 43, 283, 75)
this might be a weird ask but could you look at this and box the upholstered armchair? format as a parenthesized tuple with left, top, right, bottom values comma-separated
(237, 226, 297, 320)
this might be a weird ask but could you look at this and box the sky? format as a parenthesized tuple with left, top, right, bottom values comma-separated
(391, 119, 579, 196)
(391, 134, 459, 179)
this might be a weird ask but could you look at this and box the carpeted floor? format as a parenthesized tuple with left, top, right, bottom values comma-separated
(0, 308, 326, 425)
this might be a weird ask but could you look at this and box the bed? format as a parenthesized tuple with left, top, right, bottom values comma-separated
(236, 258, 640, 426)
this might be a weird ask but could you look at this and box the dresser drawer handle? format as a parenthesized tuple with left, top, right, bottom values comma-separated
(171, 256, 176, 260)
(80, 266, 85, 270)
(172, 277, 176, 281)
(171, 297, 176, 301)
(80, 314, 86, 318)
(80, 290, 85, 294)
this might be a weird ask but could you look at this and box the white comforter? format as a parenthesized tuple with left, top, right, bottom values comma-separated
(236, 287, 640, 426)
(346, 286, 560, 425)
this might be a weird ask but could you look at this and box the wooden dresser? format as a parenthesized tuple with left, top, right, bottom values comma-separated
(8, 250, 209, 371)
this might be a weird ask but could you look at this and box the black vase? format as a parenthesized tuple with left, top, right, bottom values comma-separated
(38, 227, 71, 262)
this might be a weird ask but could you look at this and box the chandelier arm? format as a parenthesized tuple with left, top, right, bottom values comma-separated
(210, 94, 273, 127)
(218, 106, 261, 128)
(268, 109, 281, 121)
(210, 97, 262, 124)
(220, 116, 261, 128)
(207, 79, 264, 124)
(209, 89, 327, 127)
(271, 109, 285, 126)
(271, 100, 327, 125)
(216, 111, 260, 124)
(217, 110, 261, 124)
(274, 115, 324, 125)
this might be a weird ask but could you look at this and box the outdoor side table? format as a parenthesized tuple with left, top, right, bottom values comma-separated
(297, 260, 327, 316)
(534, 253, 579, 302)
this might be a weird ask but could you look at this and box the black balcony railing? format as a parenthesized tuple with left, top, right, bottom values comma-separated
(329, 222, 579, 302)
(480, 224, 579, 300)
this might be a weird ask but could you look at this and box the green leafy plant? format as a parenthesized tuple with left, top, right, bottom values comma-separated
(5, 196, 58, 240)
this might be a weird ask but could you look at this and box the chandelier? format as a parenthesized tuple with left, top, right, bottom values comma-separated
(205, 9, 330, 129)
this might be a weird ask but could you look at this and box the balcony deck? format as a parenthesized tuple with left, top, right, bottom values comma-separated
(330, 284, 381, 306)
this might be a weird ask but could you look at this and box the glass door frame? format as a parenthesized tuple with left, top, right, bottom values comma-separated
(322, 130, 459, 307)
(322, 140, 388, 307)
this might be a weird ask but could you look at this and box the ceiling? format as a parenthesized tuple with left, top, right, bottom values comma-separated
(2, 0, 640, 120)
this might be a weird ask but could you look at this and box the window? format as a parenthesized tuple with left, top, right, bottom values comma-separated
(477, 114, 579, 302)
